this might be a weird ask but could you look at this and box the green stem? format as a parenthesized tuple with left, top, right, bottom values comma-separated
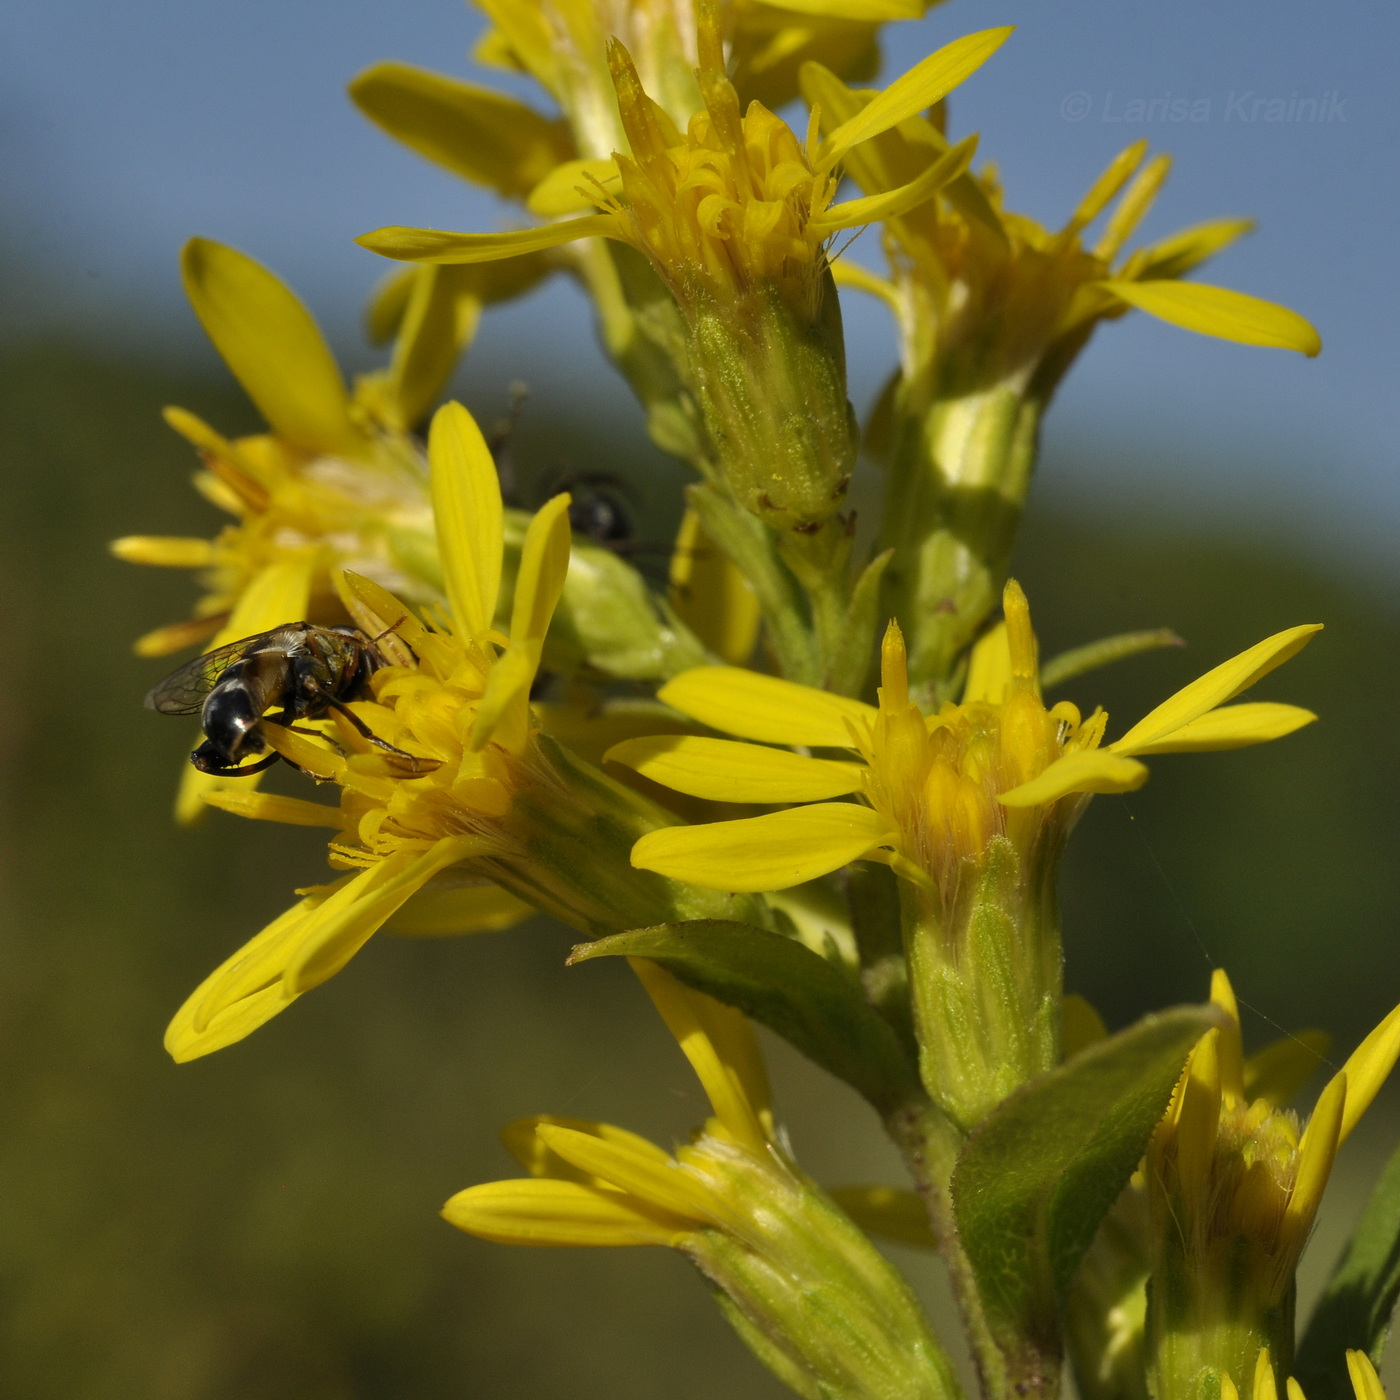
(885, 1099, 1009, 1400)
(887, 1099, 1064, 1400)
(879, 384, 1044, 705)
(687, 481, 822, 686)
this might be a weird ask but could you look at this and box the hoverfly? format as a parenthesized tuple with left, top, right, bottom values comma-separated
(145, 622, 438, 777)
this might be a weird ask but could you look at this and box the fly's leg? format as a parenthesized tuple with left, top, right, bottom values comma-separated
(305, 683, 442, 776)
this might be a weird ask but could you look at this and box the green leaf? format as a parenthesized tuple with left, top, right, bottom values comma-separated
(952, 1004, 1221, 1352)
(1296, 1139, 1400, 1400)
(569, 920, 921, 1113)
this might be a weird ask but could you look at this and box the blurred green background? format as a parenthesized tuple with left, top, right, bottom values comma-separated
(3, 333, 1399, 1400)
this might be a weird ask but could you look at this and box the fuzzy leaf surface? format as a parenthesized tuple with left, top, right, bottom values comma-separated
(952, 1004, 1221, 1351)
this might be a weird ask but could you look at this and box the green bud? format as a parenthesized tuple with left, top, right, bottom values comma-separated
(686, 1136, 961, 1400)
(500, 510, 711, 681)
(880, 384, 1042, 703)
(902, 834, 1062, 1132)
(689, 275, 857, 534)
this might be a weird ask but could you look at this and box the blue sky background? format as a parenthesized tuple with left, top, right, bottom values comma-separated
(4, 0, 1396, 569)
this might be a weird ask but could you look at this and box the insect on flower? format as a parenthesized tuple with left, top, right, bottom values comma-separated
(145, 622, 440, 779)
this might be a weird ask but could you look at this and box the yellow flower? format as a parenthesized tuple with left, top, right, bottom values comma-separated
(360, 14, 1005, 539)
(1145, 971, 1400, 1400)
(614, 580, 1318, 894)
(1205, 1346, 1389, 1400)
(357, 24, 1007, 300)
(812, 79, 1321, 385)
(164, 403, 762, 1063)
(805, 67, 1319, 692)
(110, 239, 541, 822)
(445, 959, 958, 1399)
(352, 0, 950, 195)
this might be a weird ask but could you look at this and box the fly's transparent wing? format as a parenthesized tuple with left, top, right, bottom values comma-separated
(144, 631, 278, 714)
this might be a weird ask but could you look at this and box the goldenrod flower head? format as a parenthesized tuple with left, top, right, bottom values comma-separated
(356, 24, 1010, 286)
(809, 77, 1322, 396)
(110, 241, 537, 821)
(359, 20, 1006, 534)
(450, 0, 948, 164)
(445, 959, 956, 1398)
(112, 240, 445, 657)
(1145, 971, 1400, 1400)
(163, 404, 762, 1062)
(161, 401, 568, 1060)
(613, 580, 1319, 895)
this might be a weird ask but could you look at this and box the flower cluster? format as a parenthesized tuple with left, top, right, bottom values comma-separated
(115, 7, 1396, 1400)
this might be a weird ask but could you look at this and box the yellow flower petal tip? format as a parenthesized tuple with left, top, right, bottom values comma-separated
(1102, 279, 1322, 356)
(630, 805, 894, 892)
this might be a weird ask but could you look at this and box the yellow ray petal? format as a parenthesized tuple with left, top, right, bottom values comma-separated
(526, 158, 622, 216)
(1336, 1003, 1400, 1145)
(830, 259, 902, 315)
(1063, 993, 1109, 1059)
(357, 216, 617, 265)
(110, 536, 215, 568)
(1210, 969, 1245, 1101)
(174, 550, 318, 825)
(963, 622, 1011, 704)
(385, 884, 536, 936)
(1063, 139, 1146, 236)
(442, 1178, 694, 1247)
(471, 493, 573, 752)
(381, 264, 485, 431)
(1346, 1351, 1387, 1400)
(630, 959, 772, 1154)
(1100, 279, 1322, 357)
(134, 615, 228, 658)
(334, 568, 426, 669)
(1130, 217, 1256, 281)
(668, 508, 760, 667)
(820, 28, 1013, 166)
(201, 790, 347, 827)
(658, 667, 876, 748)
(606, 735, 864, 802)
(286, 836, 482, 994)
(534, 1124, 730, 1226)
(348, 62, 571, 198)
(810, 135, 977, 234)
(997, 749, 1148, 808)
(630, 804, 893, 891)
(366, 266, 418, 346)
(1124, 701, 1317, 754)
(770, 0, 920, 19)
(1255, 1348, 1279, 1400)
(180, 238, 361, 455)
(429, 400, 503, 640)
(1111, 625, 1322, 756)
(164, 881, 349, 1062)
(1093, 153, 1172, 263)
(501, 1115, 673, 1182)
(827, 1185, 937, 1249)
(1286, 1070, 1346, 1241)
